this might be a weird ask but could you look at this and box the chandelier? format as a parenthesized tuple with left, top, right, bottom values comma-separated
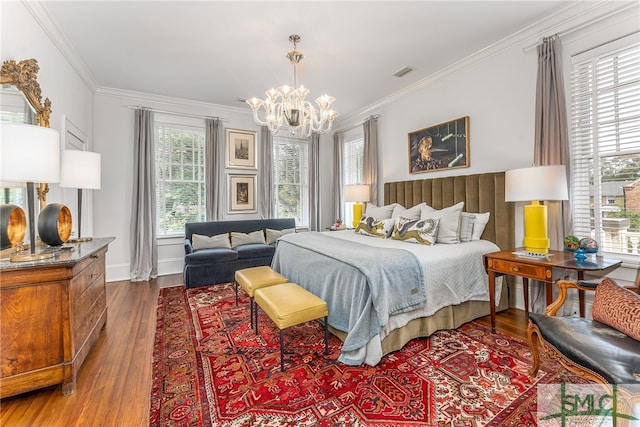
(246, 35, 337, 137)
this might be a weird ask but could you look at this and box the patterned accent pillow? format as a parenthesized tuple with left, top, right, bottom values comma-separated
(230, 230, 266, 248)
(355, 215, 395, 238)
(391, 216, 439, 245)
(592, 277, 640, 341)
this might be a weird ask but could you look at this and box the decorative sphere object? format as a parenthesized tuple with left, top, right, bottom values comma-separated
(0, 204, 26, 249)
(574, 248, 588, 262)
(564, 235, 580, 251)
(579, 237, 598, 253)
(38, 203, 72, 246)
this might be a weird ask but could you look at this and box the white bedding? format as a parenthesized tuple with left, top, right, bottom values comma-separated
(281, 230, 502, 365)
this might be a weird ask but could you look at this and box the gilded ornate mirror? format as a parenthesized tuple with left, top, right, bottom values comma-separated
(0, 59, 53, 209)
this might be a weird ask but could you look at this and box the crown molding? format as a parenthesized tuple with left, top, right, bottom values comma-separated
(24, 0, 98, 92)
(95, 86, 251, 117)
(334, 0, 636, 129)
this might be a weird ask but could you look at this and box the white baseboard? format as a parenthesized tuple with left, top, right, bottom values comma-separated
(106, 258, 183, 282)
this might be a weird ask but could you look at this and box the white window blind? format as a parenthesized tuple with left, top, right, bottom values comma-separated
(154, 121, 206, 236)
(342, 128, 364, 226)
(273, 136, 309, 227)
(571, 34, 640, 256)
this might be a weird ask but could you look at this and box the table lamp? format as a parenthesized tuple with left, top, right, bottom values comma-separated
(344, 184, 370, 228)
(505, 165, 568, 254)
(0, 123, 60, 261)
(59, 150, 101, 241)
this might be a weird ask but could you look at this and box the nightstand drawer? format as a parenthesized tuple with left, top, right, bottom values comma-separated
(489, 259, 552, 281)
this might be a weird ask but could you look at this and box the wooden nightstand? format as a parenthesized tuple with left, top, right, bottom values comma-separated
(483, 248, 621, 333)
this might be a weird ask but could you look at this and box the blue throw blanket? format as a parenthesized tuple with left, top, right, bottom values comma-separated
(272, 232, 425, 365)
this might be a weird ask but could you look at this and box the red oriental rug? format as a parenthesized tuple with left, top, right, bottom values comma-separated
(149, 283, 587, 426)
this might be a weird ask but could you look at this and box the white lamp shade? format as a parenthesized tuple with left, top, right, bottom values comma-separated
(1, 123, 60, 183)
(505, 165, 568, 202)
(344, 184, 370, 202)
(59, 150, 101, 189)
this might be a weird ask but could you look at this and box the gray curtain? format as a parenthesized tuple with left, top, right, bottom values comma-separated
(205, 118, 223, 220)
(532, 35, 572, 313)
(259, 126, 274, 219)
(309, 132, 321, 231)
(333, 131, 345, 223)
(130, 108, 157, 282)
(363, 116, 379, 205)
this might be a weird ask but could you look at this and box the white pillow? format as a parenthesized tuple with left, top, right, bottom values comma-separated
(265, 228, 295, 245)
(391, 216, 439, 245)
(391, 202, 426, 220)
(459, 212, 491, 242)
(420, 201, 464, 244)
(470, 212, 490, 241)
(355, 215, 395, 238)
(230, 230, 266, 248)
(192, 233, 231, 250)
(365, 203, 397, 220)
(459, 213, 475, 243)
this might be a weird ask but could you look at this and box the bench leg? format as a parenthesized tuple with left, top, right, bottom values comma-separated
(235, 282, 238, 306)
(280, 329, 285, 372)
(324, 317, 328, 355)
(250, 297, 255, 330)
(255, 303, 259, 334)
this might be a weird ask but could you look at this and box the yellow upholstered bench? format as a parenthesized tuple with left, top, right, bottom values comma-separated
(254, 282, 329, 372)
(235, 266, 288, 329)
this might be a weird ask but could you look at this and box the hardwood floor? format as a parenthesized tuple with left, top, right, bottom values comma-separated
(0, 274, 529, 427)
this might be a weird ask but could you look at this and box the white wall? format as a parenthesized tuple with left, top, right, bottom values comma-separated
(1, 3, 95, 249)
(93, 89, 261, 280)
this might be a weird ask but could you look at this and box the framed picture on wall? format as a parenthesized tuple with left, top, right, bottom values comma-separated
(226, 128, 257, 169)
(228, 174, 257, 214)
(408, 116, 470, 174)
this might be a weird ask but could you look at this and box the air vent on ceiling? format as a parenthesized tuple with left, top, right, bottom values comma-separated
(393, 66, 414, 78)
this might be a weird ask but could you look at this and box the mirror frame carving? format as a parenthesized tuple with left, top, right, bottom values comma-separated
(0, 59, 51, 127)
(1, 58, 53, 208)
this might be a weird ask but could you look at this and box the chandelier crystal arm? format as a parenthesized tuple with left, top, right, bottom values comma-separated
(246, 34, 337, 137)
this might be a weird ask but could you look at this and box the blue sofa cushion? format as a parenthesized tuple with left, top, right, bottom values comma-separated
(236, 243, 275, 259)
(186, 248, 238, 264)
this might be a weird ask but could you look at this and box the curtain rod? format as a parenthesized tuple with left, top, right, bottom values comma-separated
(333, 114, 379, 134)
(522, 5, 635, 53)
(126, 105, 226, 121)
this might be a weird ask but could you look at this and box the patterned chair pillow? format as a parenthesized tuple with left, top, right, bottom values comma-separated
(592, 277, 640, 341)
(355, 215, 395, 238)
(391, 216, 439, 245)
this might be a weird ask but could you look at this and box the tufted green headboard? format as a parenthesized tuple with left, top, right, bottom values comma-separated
(384, 171, 515, 250)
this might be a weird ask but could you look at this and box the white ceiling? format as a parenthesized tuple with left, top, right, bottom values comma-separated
(41, 1, 576, 119)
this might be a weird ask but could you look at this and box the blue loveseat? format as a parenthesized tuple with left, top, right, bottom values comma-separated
(183, 218, 296, 288)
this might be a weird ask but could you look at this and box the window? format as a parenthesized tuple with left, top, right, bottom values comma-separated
(571, 35, 640, 257)
(342, 128, 364, 226)
(154, 117, 206, 236)
(273, 136, 309, 227)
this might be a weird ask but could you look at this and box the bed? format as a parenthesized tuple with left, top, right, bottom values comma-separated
(272, 171, 514, 365)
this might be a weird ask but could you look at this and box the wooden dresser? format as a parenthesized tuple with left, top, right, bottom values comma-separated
(0, 237, 114, 398)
